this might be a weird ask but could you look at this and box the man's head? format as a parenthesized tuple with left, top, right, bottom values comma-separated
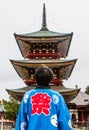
(35, 66, 53, 86)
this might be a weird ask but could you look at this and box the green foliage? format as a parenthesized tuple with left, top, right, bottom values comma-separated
(85, 85, 89, 95)
(3, 96, 20, 121)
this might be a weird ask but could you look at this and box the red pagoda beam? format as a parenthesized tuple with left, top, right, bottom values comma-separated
(51, 79, 63, 86)
(24, 78, 63, 86)
(25, 53, 60, 59)
(24, 79, 36, 86)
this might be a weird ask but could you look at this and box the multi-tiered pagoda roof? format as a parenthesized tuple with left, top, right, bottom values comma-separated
(6, 4, 80, 102)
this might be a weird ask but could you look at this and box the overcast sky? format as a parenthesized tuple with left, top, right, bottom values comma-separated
(0, 0, 89, 100)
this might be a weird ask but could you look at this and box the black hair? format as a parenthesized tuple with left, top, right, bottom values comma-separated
(35, 66, 53, 86)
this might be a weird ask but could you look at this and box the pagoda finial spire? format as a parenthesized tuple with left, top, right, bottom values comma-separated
(41, 3, 48, 31)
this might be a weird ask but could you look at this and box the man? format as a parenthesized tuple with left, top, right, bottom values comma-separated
(15, 66, 72, 130)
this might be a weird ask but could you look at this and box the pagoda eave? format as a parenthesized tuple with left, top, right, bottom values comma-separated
(14, 32, 73, 38)
(6, 86, 80, 102)
(10, 59, 77, 80)
(10, 59, 77, 66)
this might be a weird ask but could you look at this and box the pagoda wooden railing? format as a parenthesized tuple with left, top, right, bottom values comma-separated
(24, 78, 63, 86)
(25, 53, 60, 59)
(51, 79, 63, 86)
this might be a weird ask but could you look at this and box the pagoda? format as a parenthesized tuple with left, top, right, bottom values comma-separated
(6, 4, 80, 102)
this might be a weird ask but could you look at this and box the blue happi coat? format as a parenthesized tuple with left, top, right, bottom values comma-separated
(15, 88, 72, 130)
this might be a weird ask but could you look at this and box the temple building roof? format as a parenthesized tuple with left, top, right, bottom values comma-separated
(70, 91, 89, 107)
(14, 30, 73, 38)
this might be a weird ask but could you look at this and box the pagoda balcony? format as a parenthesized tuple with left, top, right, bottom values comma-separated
(25, 53, 60, 59)
(24, 78, 63, 86)
(24, 79, 36, 86)
(51, 79, 63, 86)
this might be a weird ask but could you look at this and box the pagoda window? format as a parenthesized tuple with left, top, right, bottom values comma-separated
(53, 68, 58, 77)
(48, 45, 52, 50)
(35, 49, 39, 53)
(42, 43, 46, 48)
(31, 44, 36, 49)
(28, 68, 35, 75)
(56, 72, 60, 78)
(30, 75, 34, 79)
(31, 50, 33, 53)
(39, 50, 42, 53)
(55, 46, 58, 53)
(52, 49, 55, 53)
(46, 49, 49, 53)
(46, 44, 49, 49)
(35, 43, 39, 47)
(42, 49, 46, 53)
(51, 68, 63, 86)
(21, 67, 29, 79)
(53, 68, 58, 78)
(49, 49, 52, 53)
(39, 44, 42, 49)
(31, 44, 36, 53)
(53, 74, 57, 79)
(52, 43, 55, 49)
(33, 50, 36, 53)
